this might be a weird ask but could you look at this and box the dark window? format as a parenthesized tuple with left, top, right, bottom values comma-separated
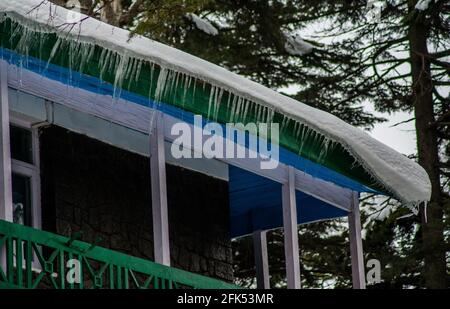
(12, 173, 32, 226)
(10, 125, 33, 164)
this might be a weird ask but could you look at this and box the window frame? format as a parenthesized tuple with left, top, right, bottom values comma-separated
(9, 116, 41, 230)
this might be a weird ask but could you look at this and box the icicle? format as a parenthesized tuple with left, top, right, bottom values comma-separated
(214, 88, 224, 121)
(261, 105, 267, 123)
(123, 56, 135, 83)
(298, 123, 308, 155)
(44, 37, 62, 72)
(256, 104, 264, 124)
(318, 137, 330, 162)
(213, 86, 219, 119)
(15, 26, 31, 66)
(99, 49, 112, 80)
(164, 70, 174, 99)
(130, 58, 139, 82)
(173, 71, 180, 95)
(182, 74, 191, 106)
(70, 41, 77, 84)
(280, 115, 287, 133)
(186, 75, 194, 105)
(154, 67, 169, 104)
(174, 71, 181, 98)
(229, 95, 238, 122)
(147, 62, 155, 99)
(226, 92, 232, 111)
(265, 107, 271, 124)
(235, 97, 244, 123)
(112, 53, 130, 101)
(109, 52, 120, 77)
(135, 59, 144, 83)
(207, 86, 216, 118)
(166, 70, 177, 100)
(192, 78, 197, 103)
(150, 67, 169, 132)
(242, 100, 249, 121)
(77, 42, 95, 74)
(262, 106, 268, 123)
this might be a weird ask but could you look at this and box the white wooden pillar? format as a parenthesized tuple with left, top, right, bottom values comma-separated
(253, 230, 270, 289)
(348, 192, 366, 289)
(282, 166, 301, 289)
(150, 111, 170, 266)
(0, 61, 12, 221)
(0, 61, 12, 274)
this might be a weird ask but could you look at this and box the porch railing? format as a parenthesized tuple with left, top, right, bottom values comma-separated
(0, 220, 239, 289)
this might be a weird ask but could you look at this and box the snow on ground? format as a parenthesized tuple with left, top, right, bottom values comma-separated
(186, 13, 218, 36)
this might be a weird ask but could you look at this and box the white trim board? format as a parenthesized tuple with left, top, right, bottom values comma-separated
(4, 61, 353, 211)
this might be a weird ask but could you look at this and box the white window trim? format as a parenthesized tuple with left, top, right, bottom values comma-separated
(9, 116, 42, 230)
(9, 116, 43, 272)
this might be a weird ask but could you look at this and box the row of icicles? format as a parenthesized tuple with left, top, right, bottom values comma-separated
(6, 16, 336, 163)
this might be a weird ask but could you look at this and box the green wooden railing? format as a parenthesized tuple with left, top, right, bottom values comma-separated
(0, 220, 239, 289)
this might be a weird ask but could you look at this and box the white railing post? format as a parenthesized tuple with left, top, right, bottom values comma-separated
(282, 166, 301, 289)
(150, 111, 170, 266)
(348, 191, 366, 289)
(0, 61, 12, 274)
(253, 230, 270, 289)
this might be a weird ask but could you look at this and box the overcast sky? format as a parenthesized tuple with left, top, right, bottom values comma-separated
(365, 107, 416, 156)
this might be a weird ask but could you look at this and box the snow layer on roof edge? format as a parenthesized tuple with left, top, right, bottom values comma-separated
(0, 0, 431, 205)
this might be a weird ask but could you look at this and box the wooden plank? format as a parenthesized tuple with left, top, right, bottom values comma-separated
(348, 192, 366, 289)
(253, 230, 270, 289)
(150, 112, 171, 266)
(282, 166, 301, 289)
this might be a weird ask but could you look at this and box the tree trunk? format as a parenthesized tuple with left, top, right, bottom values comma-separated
(408, 2, 447, 289)
(101, 0, 123, 26)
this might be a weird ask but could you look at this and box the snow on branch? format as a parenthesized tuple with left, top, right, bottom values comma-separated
(284, 33, 314, 56)
(186, 13, 218, 36)
(415, 0, 432, 11)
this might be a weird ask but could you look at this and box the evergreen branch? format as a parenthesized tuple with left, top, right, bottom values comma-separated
(119, 0, 144, 26)
(390, 117, 416, 128)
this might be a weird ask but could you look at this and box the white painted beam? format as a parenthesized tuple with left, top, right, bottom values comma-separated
(150, 112, 171, 266)
(0, 61, 12, 221)
(163, 114, 353, 212)
(0, 61, 12, 274)
(253, 230, 270, 289)
(348, 192, 366, 289)
(282, 166, 301, 289)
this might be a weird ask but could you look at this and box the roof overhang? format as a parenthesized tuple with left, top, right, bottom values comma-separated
(0, 0, 432, 209)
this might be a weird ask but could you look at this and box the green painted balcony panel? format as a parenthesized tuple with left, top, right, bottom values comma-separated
(0, 220, 239, 289)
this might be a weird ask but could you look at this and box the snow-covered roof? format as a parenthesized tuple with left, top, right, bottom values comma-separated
(0, 0, 431, 206)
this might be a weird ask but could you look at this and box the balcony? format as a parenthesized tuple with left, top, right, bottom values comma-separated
(0, 220, 239, 289)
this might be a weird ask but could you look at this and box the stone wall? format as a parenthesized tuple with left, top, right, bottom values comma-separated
(39, 125, 233, 282)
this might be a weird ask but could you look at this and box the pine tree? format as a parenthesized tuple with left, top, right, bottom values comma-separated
(50, 0, 449, 288)
(162, 0, 449, 289)
(135, 0, 448, 288)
